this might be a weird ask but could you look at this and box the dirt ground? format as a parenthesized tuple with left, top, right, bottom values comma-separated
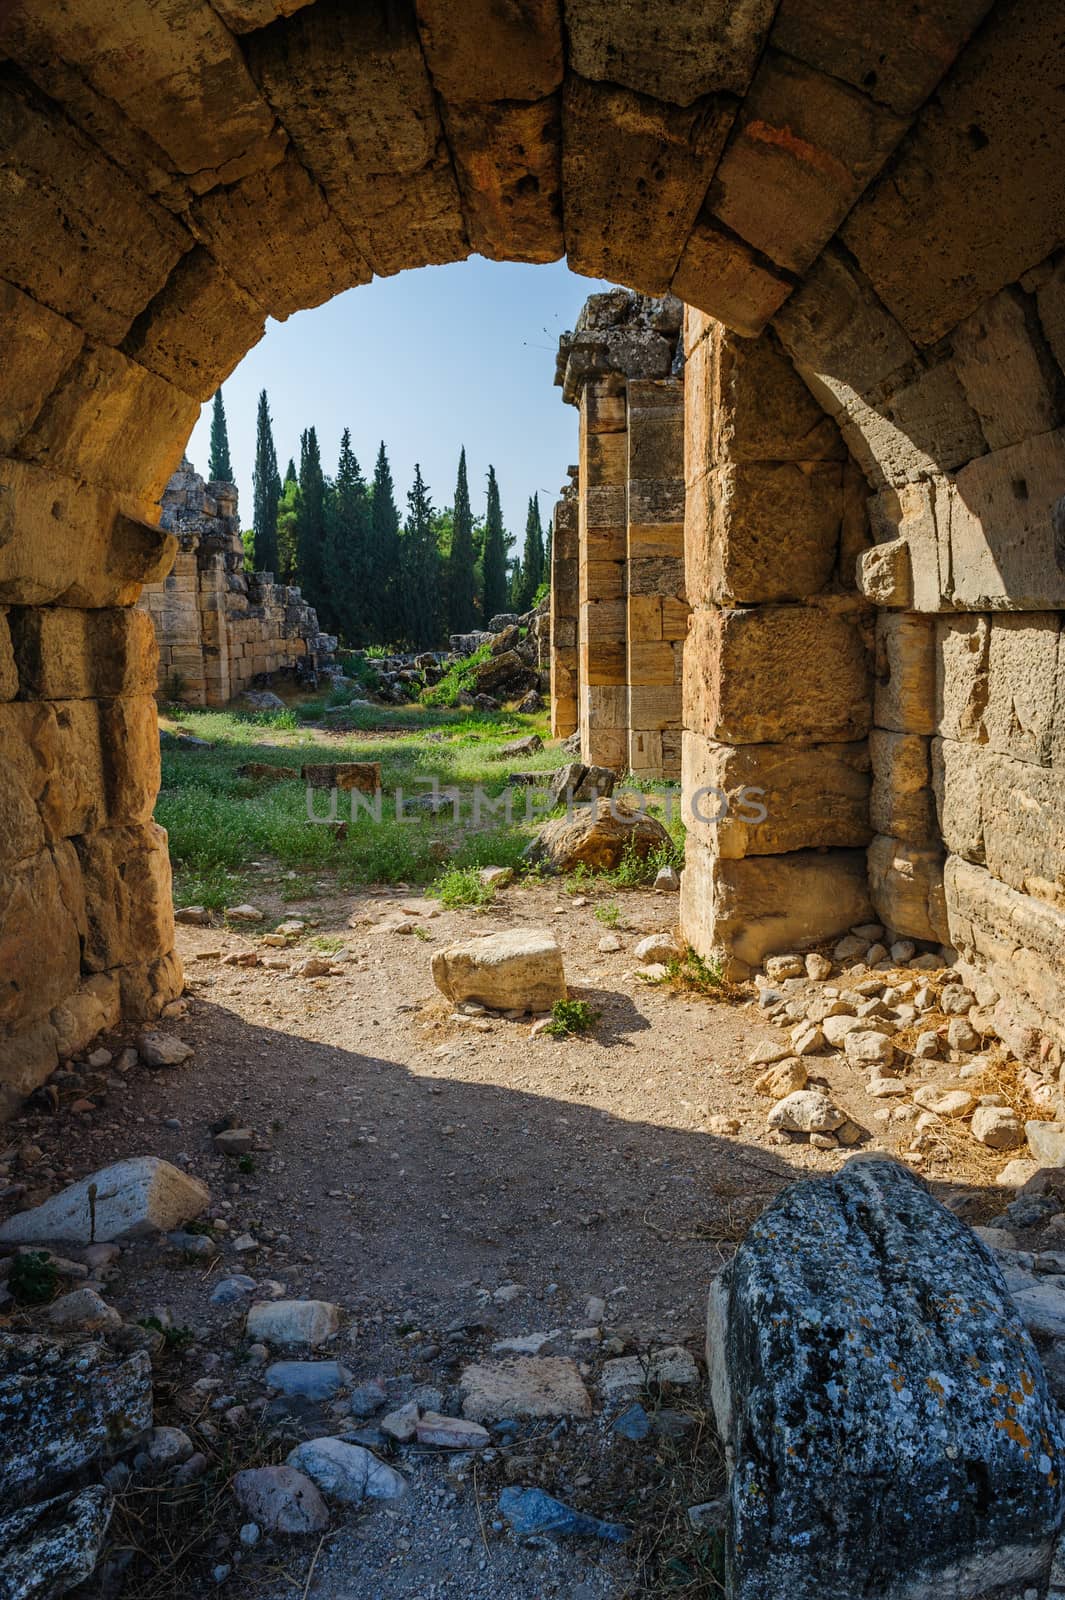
(1, 879, 1012, 1598)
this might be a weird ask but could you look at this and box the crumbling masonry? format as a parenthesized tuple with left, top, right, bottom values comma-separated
(1, 0, 1065, 1100)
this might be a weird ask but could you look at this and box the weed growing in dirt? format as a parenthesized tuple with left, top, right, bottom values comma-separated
(544, 999, 602, 1037)
(594, 900, 622, 927)
(433, 865, 495, 908)
(137, 1317, 194, 1351)
(9, 1250, 59, 1304)
(666, 950, 728, 996)
(310, 934, 345, 953)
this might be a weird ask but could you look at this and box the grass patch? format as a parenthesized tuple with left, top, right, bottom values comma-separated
(421, 641, 493, 707)
(594, 899, 621, 927)
(665, 949, 730, 997)
(432, 864, 494, 908)
(543, 999, 601, 1038)
(309, 933, 345, 953)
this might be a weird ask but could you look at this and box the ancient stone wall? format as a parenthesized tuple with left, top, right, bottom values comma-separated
(556, 291, 688, 778)
(138, 459, 326, 705)
(549, 466, 579, 739)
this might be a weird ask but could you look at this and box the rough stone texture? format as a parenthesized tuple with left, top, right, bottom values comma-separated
(245, 1300, 340, 1348)
(0, 1157, 208, 1246)
(708, 1158, 1065, 1600)
(231, 1466, 329, 1536)
(682, 735, 871, 859)
(867, 834, 949, 944)
(0, 1332, 152, 1503)
(0, 1484, 114, 1600)
(461, 1357, 591, 1421)
(524, 806, 671, 874)
(946, 856, 1065, 1051)
(431, 929, 566, 1012)
(287, 1438, 407, 1503)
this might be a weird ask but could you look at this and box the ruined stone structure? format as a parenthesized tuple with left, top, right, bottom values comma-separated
(1, 0, 1065, 1094)
(556, 292, 688, 777)
(138, 458, 325, 705)
(548, 466, 579, 740)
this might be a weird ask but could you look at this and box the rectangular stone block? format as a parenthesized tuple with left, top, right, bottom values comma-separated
(934, 740, 1065, 912)
(932, 735, 986, 867)
(628, 641, 676, 686)
(120, 246, 267, 402)
(413, 0, 563, 102)
(628, 728, 663, 775)
(945, 854, 1065, 1048)
(582, 560, 625, 601)
(684, 604, 871, 745)
(11, 608, 158, 700)
(984, 614, 1062, 765)
(875, 612, 936, 735)
(443, 94, 563, 265)
(867, 833, 948, 943)
(952, 284, 1063, 452)
(75, 822, 174, 976)
(935, 614, 990, 742)
(627, 555, 685, 597)
(581, 378, 627, 434)
(583, 429, 629, 486)
(0, 280, 84, 455)
(681, 839, 874, 967)
(100, 697, 162, 826)
(869, 729, 936, 846)
(951, 430, 1065, 610)
(672, 213, 793, 340)
(628, 685, 682, 729)
(682, 732, 871, 859)
(0, 841, 84, 1031)
(627, 515, 685, 557)
(685, 461, 843, 606)
(868, 478, 951, 611)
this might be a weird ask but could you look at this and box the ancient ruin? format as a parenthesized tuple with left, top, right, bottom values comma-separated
(2, 1, 1065, 1594)
(138, 459, 330, 706)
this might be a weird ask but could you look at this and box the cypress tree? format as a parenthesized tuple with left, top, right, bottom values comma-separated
(515, 493, 545, 611)
(370, 442, 401, 645)
(208, 389, 233, 482)
(276, 475, 301, 585)
(400, 465, 441, 647)
(481, 464, 508, 625)
(284, 457, 297, 485)
(296, 426, 327, 613)
(326, 428, 371, 644)
(446, 446, 477, 634)
(251, 389, 281, 576)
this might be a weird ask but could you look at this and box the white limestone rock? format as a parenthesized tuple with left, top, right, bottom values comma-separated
(232, 1466, 329, 1534)
(0, 1158, 209, 1246)
(245, 1300, 340, 1348)
(287, 1437, 406, 1503)
(460, 1357, 591, 1421)
(431, 929, 566, 1012)
(767, 1090, 846, 1136)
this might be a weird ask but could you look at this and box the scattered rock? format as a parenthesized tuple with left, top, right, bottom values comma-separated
(0, 1485, 114, 1599)
(748, 1041, 789, 1066)
(996, 1159, 1040, 1188)
(381, 1401, 419, 1443)
(765, 955, 804, 982)
(145, 1426, 194, 1468)
(479, 866, 514, 889)
(913, 1030, 940, 1059)
(349, 1379, 388, 1419)
(45, 1288, 121, 1332)
(416, 1412, 490, 1450)
(971, 1106, 1025, 1151)
(1027, 1123, 1065, 1167)
(947, 1017, 981, 1052)
(823, 1015, 862, 1046)
(224, 904, 264, 923)
(600, 1345, 698, 1402)
(805, 953, 832, 981)
(912, 1085, 974, 1119)
(461, 1357, 592, 1421)
(138, 1032, 193, 1068)
(265, 1362, 352, 1400)
(232, 1466, 329, 1535)
(790, 1022, 823, 1057)
(767, 1090, 846, 1136)
(287, 1438, 407, 1503)
(654, 865, 680, 893)
(634, 933, 679, 964)
(431, 930, 566, 1012)
(843, 1030, 894, 1069)
(754, 1059, 808, 1101)
(245, 1300, 340, 1348)
(523, 804, 668, 873)
(213, 1129, 255, 1156)
(500, 735, 543, 759)
(706, 1115, 741, 1136)
(0, 1158, 209, 1245)
(498, 1486, 628, 1543)
(598, 934, 622, 953)
(211, 1276, 258, 1307)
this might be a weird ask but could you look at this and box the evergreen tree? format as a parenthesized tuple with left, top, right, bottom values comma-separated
(276, 475, 301, 585)
(284, 457, 297, 485)
(370, 442, 401, 645)
(251, 389, 281, 576)
(326, 429, 371, 644)
(515, 493, 545, 611)
(446, 446, 477, 634)
(543, 505, 553, 578)
(400, 465, 441, 647)
(296, 426, 327, 614)
(481, 465, 508, 625)
(208, 389, 233, 482)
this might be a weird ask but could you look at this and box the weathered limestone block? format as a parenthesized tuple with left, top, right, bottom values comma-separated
(0, 842, 84, 1034)
(951, 430, 1065, 610)
(672, 214, 793, 338)
(685, 320, 844, 472)
(413, 0, 563, 102)
(190, 150, 370, 319)
(0, 1157, 209, 1246)
(946, 855, 1065, 1048)
(842, 0, 1065, 344)
(710, 50, 907, 278)
(869, 730, 936, 846)
(935, 614, 990, 742)
(708, 1158, 1065, 1600)
(0, 72, 190, 344)
(685, 462, 843, 606)
(121, 247, 267, 400)
(0, 1484, 114, 1598)
(564, 0, 774, 103)
(867, 833, 948, 943)
(442, 95, 563, 264)
(100, 696, 162, 825)
(50, 973, 121, 1059)
(984, 613, 1061, 765)
(0, 281, 84, 456)
(75, 822, 175, 978)
(681, 840, 873, 967)
(934, 741, 1065, 911)
(867, 479, 951, 610)
(301, 762, 381, 793)
(562, 77, 731, 294)
(0, 611, 15, 702)
(0, 701, 106, 850)
(682, 734, 871, 858)
(0, 1331, 152, 1502)
(874, 612, 936, 735)
(524, 806, 670, 874)
(11, 608, 158, 701)
(431, 929, 566, 1012)
(0, 463, 176, 608)
(952, 283, 1064, 451)
(775, 245, 916, 405)
(246, 3, 469, 278)
(931, 736, 986, 867)
(857, 538, 911, 607)
(685, 605, 871, 745)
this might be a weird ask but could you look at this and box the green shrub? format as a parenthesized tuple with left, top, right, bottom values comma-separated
(422, 642, 493, 708)
(543, 999, 601, 1038)
(432, 864, 494, 908)
(9, 1251, 59, 1304)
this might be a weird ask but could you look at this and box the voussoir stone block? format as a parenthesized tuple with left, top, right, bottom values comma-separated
(707, 1157, 1065, 1600)
(684, 604, 872, 745)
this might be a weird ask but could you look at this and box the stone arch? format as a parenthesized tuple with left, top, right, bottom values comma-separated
(2, 0, 1065, 1103)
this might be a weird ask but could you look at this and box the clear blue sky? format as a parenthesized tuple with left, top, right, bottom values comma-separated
(185, 258, 614, 551)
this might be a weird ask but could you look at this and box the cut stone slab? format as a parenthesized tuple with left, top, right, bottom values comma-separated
(0, 1331, 153, 1504)
(431, 929, 566, 1012)
(232, 1466, 329, 1534)
(287, 1437, 406, 1503)
(245, 1300, 340, 1348)
(0, 1158, 209, 1245)
(600, 1345, 699, 1402)
(264, 1361, 352, 1401)
(0, 1485, 113, 1600)
(460, 1356, 591, 1421)
(707, 1158, 1065, 1600)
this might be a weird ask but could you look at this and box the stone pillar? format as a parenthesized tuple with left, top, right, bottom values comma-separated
(626, 374, 687, 778)
(556, 289, 682, 774)
(549, 467, 579, 739)
(680, 310, 875, 974)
